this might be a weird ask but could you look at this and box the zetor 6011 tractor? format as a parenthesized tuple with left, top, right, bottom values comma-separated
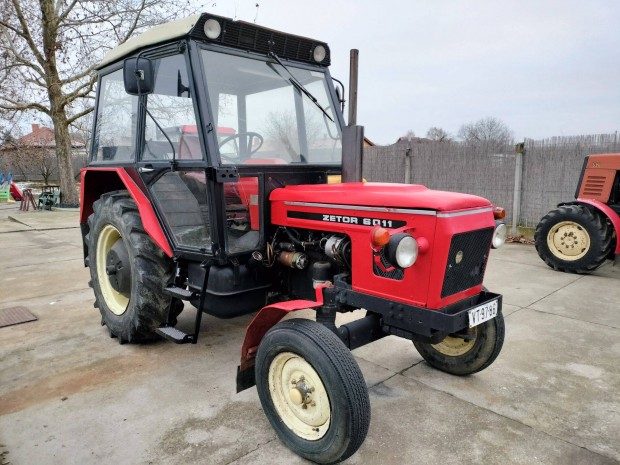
(535, 153, 620, 274)
(81, 13, 507, 464)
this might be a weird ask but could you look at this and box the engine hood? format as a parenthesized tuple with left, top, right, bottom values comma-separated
(270, 182, 492, 212)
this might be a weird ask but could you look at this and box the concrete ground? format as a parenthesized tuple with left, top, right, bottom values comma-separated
(0, 202, 618, 465)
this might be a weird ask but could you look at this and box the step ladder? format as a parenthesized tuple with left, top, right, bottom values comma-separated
(156, 262, 211, 344)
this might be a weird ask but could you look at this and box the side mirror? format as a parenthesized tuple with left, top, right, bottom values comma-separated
(123, 57, 154, 95)
(334, 81, 345, 113)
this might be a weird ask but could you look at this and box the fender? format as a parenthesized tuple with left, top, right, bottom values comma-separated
(562, 199, 620, 254)
(236, 285, 329, 392)
(80, 167, 173, 257)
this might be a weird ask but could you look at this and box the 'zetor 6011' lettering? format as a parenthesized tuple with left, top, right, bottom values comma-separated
(80, 12, 508, 465)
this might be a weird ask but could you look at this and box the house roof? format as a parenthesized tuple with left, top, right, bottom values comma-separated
(10, 124, 85, 149)
(18, 124, 56, 147)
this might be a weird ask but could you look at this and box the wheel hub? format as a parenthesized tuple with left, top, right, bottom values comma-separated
(547, 221, 590, 260)
(288, 377, 316, 408)
(269, 352, 330, 440)
(106, 240, 131, 294)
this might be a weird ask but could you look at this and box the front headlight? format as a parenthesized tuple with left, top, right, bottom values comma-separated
(492, 222, 507, 249)
(386, 233, 418, 268)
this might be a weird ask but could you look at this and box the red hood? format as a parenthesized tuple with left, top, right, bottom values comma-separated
(270, 182, 492, 212)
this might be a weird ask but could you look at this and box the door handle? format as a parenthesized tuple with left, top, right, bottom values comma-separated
(138, 167, 154, 173)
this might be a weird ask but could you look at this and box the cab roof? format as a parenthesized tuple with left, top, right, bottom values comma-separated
(98, 15, 200, 69)
(97, 13, 331, 70)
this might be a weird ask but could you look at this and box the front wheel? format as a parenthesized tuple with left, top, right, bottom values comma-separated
(534, 204, 613, 273)
(255, 319, 370, 464)
(413, 311, 505, 375)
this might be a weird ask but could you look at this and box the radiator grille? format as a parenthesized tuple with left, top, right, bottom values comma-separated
(441, 228, 494, 298)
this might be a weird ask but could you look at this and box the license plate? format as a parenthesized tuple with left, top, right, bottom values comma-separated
(468, 299, 498, 328)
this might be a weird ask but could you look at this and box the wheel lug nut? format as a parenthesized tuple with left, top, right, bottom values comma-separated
(310, 387, 315, 392)
(310, 401, 316, 407)
(299, 375, 304, 381)
(302, 404, 307, 409)
(291, 379, 297, 384)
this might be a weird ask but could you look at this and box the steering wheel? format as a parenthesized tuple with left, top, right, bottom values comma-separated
(218, 132, 264, 162)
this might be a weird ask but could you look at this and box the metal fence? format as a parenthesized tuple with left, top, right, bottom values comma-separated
(363, 133, 620, 230)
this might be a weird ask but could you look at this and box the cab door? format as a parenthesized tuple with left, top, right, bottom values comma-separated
(136, 50, 215, 254)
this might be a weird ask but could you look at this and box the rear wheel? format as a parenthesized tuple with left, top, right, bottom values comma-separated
(255, 319, 370, 464)
(535, 204, 612, 273)
(87, 191, 173, 342)
(413, 311, 505, 375)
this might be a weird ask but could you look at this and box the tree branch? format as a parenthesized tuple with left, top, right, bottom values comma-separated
(0, 100, 50, 115)
(62, 75, 96, 107)
(58, 0, 80, 22)
(9, 0, 46, 67)
(66, 105, 94, 125)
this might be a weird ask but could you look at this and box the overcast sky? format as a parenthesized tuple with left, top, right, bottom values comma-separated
(205, 0, 620, 145)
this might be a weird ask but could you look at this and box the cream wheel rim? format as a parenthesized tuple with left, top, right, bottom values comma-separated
(268, 352, 331, 440)
(432, 331, 477, 356)
(96, 224, 130, 315)
(547, 221, 590, 261)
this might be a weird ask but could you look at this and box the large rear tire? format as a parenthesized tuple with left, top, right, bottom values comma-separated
(255, 319, 370, 464)
(413, 311, 505, 375)
(535, 204, 612, 273)
(87, 191, 173, 342)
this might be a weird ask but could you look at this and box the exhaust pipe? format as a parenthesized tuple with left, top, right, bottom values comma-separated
(342, 49, 364, 183)
(348, 49, 359, 126)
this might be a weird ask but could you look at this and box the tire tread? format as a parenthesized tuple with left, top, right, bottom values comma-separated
(87, 190, 173, 342)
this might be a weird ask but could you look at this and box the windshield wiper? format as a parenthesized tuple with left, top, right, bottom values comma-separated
(268, 51, 334, 123)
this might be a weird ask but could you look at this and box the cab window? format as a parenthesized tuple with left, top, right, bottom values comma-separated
(143, 54, 201, 161)
(92, 68, 139, 162)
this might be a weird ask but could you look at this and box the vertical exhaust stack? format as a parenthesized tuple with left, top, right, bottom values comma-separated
(342, 49, 364, 183)
(348, 49, 359, 126)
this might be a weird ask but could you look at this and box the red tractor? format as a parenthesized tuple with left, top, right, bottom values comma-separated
(81, 13, 507, 464)
(535, 153, 620, 273)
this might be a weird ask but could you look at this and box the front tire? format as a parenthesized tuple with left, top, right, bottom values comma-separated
(413, 311, 505, 375)
(535, 204, 612, 273)
(87, 191, 173, 342)
(255, 319, 370, 464)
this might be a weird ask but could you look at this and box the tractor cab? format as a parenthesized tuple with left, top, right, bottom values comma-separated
(87, 13, 344, 263)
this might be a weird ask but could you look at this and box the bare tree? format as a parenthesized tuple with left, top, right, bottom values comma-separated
(0, 1, 194, 205)
(403, 129, 415, 140)
(426, 127, 451, 142)
(458, 117, 513, 152)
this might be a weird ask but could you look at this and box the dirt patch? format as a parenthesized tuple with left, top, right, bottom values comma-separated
(0, 352, 163, 415)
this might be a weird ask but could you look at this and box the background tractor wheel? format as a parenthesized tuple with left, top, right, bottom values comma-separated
(413, 311, 505, 376)
(255, 319, 370, 465)
(87, 191, 173, 342)
(535, 204, 612, 273)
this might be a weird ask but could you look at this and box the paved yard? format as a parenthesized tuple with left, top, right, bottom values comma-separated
(0, 203, 618, 465)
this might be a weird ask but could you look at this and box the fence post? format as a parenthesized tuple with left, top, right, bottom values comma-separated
(512, 142, 525, 235)
(404, 140, 412, 184)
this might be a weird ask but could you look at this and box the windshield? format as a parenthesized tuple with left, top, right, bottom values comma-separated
(201, 49, 342, 165)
